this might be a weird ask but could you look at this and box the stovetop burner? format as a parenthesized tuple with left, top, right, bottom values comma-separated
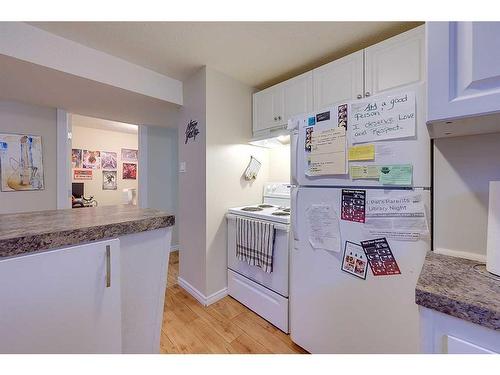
(258, 204, 274, 208)
(272, 211, 290, 216)
(241, 206, 263, 212)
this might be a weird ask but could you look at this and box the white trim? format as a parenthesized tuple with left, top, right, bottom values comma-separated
(177, 277, 228, 307)
(433, 248, 487, 263)
(170, 244, 179, 253)
(138, 125, 148, 209)
(56, 109, 71, 209)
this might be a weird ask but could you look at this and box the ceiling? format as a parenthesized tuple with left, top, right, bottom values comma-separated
(72, 114, 138, 134)
(29, 22, 422, 89)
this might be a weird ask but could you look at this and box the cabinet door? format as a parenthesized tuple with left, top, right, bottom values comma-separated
(313, 50, 364, 111)
(446, 335, 497, 354)
(0, 239, 121, 353)
(253, 86, 284, 134)
(364, 25, 425, 97)
(427, 22, 500, 124)
(282, 71, 313, 124)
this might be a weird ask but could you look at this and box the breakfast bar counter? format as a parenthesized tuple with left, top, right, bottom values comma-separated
(0, 205, 175, 354)
(0, 205, 175, 258)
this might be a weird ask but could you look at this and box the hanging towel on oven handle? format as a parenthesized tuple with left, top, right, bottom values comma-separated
(236, 216, 276, 273)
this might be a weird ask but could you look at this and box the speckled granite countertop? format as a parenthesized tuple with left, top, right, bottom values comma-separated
(0, 205, 175, 259)
(415, 252, 500, 331)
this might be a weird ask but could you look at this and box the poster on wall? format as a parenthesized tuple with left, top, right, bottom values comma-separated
(72, 149, 82, 168)
(122, 163, 137, 180)
(101, 151, 117, 170)
(102, 170, 117, 190)
(83, 150, 101, 169)
(0, 133, 44, 192)
(74, 169, 93, 180)
(121, 148, 138, 162)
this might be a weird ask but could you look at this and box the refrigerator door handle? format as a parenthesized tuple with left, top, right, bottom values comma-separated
(291, 185, 299, 241)
(291, 130, 299, 185)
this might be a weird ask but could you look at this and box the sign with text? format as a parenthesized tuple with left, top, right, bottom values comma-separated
(350, 91, 416, 144)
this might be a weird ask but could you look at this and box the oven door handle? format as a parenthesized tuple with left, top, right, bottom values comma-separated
(226, 213, 290, 232)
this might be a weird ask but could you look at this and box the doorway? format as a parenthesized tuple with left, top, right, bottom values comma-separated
(69, 114, 139, 208)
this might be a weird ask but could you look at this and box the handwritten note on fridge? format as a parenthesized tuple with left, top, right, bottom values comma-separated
(350, 91, 416, 144)
(307, 204, 341, 253)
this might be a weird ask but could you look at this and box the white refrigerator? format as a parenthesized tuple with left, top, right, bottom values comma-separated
(289, 83, 431, 353)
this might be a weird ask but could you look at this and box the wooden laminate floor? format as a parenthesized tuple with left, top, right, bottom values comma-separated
(160, 251, 307, 354)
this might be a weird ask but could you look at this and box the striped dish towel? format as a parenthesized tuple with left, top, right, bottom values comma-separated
(236, 216, 276, 273)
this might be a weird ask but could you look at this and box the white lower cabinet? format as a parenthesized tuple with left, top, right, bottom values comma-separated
(0, 239, 121, 354)
(420, 307, 500, 354)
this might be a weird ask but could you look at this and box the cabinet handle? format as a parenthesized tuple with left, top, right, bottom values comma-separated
(274, 117, 278, 121)
(357, 94, 362, 99)
(278, 116, 281, 120)
(106, 245, 111, 288)
(365, 92, 371, 97)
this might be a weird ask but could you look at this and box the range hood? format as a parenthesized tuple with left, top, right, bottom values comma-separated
(249, 128, 291, 148)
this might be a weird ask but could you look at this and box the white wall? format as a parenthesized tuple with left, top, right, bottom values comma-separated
(146, 126, 179, 246)
(71, 125, 138, 207)
(0, 100, 57, 214)
(434, 134, 500, 260)
(268, 143, 291, 183)
(205, 67, 269, 297)
(178, 66, 279, 300)
(178, 67, 207, 296)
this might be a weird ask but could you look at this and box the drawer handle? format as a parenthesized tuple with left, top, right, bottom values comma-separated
(357, 94, 362, 99)
(106, 245, 111, 288)
(365, 92, 371, 97)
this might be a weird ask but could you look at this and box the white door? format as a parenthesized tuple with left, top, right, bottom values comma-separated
(0, 239, 121, 353)
(253, 86, 284, 134)
(364, 25, 425, 97)
(313, 50, 364, 111)
(292, 83, 430, 188)
(290, 187, 429, 353)
(282, 71, 313, 124)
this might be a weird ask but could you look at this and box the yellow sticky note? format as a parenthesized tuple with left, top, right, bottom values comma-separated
(350, 165, 380, 180)
(348, 144, 375, 161)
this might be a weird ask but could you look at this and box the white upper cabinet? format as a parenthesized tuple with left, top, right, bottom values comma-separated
(427, 22, 500, 138)
(252, 25, 426, 136)
(253, 86, 282, 134)
(253, 72, 312, 135)
(312, 50, 364, 110)
(282, 72, 313, 124)
(365, 25, 425, 96)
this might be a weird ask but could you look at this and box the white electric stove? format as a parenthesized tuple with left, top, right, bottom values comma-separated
(226, 183, 291, 332)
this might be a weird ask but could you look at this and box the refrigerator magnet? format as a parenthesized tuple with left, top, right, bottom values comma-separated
(361, 237, 401, 276)
(341, 189, 366, 223)
(341, 241, 368, 280)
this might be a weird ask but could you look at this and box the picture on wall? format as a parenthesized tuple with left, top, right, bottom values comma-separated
(121, 148, 138, 162)
(101, 151, 117, 170)
(102, 170, 117, 190)
(122, 163, 137, 180)
(71, 149, 82, 168)
(0, 133, 44, 192)
(83, 150, 101, 169)
(74, 169, 93, 180)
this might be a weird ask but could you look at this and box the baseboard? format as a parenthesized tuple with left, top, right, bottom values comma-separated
(170, 244, 179, 253)
(434, 248, 486, 263)
(177, 277, 228, 307)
